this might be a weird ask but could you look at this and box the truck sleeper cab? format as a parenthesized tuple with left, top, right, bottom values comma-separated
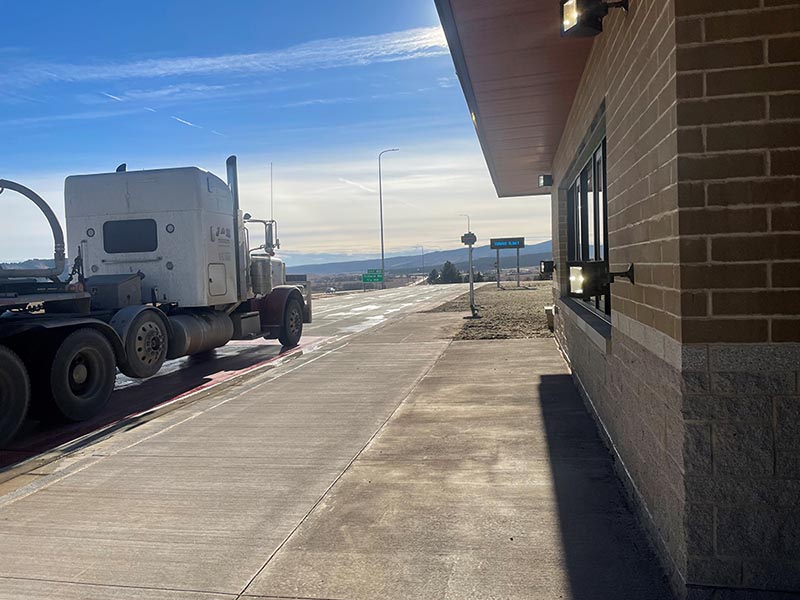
(0, 156, 310, 446)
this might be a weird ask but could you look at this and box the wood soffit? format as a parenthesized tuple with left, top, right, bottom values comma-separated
(436, 0, 593, 197)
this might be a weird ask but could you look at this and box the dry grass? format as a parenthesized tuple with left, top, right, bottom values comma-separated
(428, 281, 554, 340)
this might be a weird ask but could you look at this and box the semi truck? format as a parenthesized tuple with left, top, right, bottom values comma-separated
(0, 156, 311, 446)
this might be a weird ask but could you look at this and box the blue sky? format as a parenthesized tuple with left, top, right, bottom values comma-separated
(1, 0, 549, 264)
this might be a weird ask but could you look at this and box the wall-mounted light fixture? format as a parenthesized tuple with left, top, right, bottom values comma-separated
(540, 260, 555, 275)
(561, 0, 629, 37)
(538, 174, 554, 187)
(567, 260, 635, 299)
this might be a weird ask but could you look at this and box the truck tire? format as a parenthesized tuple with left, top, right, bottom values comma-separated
(278, 298, 303, 347)
(0, 345, 30, 447)
(47, 329, 116, 422)
(124, 311, 168, 378)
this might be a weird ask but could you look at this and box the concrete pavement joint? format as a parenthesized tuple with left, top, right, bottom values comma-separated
(0, 284, 461, 492)
(0, 341, 314, 486)
(235, 336, 456, 600)
(0, 345, 345, 509)
(0, 574, 238, 597)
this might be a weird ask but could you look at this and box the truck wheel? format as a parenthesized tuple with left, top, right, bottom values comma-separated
(123, 311, 168, 378)
(0, 346, 30, 447)
(278, 298, 303, 347)
(47, 329, 116, 422)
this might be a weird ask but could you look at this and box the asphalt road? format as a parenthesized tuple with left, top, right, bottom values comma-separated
(0, 284, 470, 473)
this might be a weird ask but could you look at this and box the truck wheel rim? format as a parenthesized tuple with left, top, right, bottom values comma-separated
(68, 350, 101, 395)
(288, 307, 301, 335)
(136, 321, 165, 366)
(0, 369, 11, 422)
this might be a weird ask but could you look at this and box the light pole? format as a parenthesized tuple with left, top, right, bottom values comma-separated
(378, 148, 399, 289)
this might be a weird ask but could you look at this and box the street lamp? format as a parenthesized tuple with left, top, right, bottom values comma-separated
(378, 148, 399, 289)
(459, 213, 471, 232)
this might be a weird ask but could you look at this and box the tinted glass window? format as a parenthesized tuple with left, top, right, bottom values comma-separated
(103, 219, 158, 253)
(567, 139, 609, 317)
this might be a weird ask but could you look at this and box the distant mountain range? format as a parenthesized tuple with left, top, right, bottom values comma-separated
(0, 258, 56, 271)
(287, 240, 552, 275)
(3, 240, 553, 278)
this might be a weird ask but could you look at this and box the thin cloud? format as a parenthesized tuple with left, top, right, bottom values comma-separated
(100, 91, 123, 101)
(143, 107, 157, 112)
(339, 178, 376, 194)
(14, 27, 448, 86)
(284, 97, 357, 108)
(119, 84, 228, 102)
(171, 116, 201, 128)
(0, 108, 142, 128)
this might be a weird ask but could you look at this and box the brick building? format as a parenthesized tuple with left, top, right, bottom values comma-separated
(435, 1, 800, 598)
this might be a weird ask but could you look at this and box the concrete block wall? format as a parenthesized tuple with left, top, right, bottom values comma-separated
(555, 310, 687, 587)
(681, 344, 800, 595)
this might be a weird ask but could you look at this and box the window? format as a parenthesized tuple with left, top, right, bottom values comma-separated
(103, 219, 158, 254)
(567, 140, 609, 317)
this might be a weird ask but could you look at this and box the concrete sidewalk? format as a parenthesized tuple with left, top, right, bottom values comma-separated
(0, 313, 672, 599)
(243, 338, 674, 600)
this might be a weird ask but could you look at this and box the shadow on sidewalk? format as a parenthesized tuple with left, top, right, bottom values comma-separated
(1, 342, 290, 469)
(538, 374, 674, 600)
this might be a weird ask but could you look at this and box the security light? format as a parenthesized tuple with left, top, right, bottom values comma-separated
(540, 260, 555, 275)
(560, 0, 629, 37)
(567, 260, 634, 298)
(538, 174, 554, 187)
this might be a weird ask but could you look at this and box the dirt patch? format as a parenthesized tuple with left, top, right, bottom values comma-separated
(427, 281, 554, 340)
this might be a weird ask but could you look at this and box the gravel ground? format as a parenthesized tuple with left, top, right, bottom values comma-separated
(428, 281, 554, 340)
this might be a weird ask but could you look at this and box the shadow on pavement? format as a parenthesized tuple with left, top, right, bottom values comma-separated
(538, 374, 675, 600)
(0, 342, 289, 469)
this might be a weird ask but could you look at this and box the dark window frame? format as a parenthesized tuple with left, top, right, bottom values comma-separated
(567, 139, 610, 318)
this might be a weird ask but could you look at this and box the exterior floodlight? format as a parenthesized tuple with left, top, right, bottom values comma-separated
(540, 260, 555, 275)
(560, 0, 629, 37)
(538, 174, 554, 187)
(567, 260, 634, 298)
(568, 261, 606, 298)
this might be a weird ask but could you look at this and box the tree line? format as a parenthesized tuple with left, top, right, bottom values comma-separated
(427, 261, 485, 284)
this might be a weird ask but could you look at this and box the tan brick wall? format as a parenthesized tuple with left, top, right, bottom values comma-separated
(553, 0, 682, 341)
(674, 0, 800, 344)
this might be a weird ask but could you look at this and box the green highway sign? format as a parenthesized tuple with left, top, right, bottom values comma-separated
(367, 269, 383, 274)
(362, 273, 384, 283)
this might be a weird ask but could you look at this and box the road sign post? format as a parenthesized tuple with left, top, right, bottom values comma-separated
(461, 231, 479, 319)
(490, 237, 526, 289)
(496, 248, 500, 288)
